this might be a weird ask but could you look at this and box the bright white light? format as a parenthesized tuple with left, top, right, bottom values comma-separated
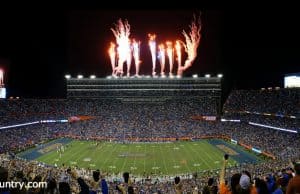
(77, 75, 83, 79)
(205, 74, 210, 78)
(0, 88, 6, 99)
(252, 148, 262, 154)
(284, 75, 300, 88)
(90, 75, 96, 79)
(106, 76, 112, 79)
(192, 74, 198, 78)
(231, 139, 238, 144)
(221, 118, 241, 122)
(176, 75, 182, 79)
(249, 122, 298, 133)
(111, 19, 131, 77)
(0, 121, 39, 130)
(217, 74, 223, 78)
(65, 75, 71, 79)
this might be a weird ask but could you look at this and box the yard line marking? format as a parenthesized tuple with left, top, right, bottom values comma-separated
(94, 141, 107, 169)
(181, 143, 192, 174)
(102, 142, 120, 173)
(143, 143, 147, 173)
(159, 143, 168, 174)
(188, 141, 213, 170)
(73, 141, 96, 168)
(170, 142, 180, 175)
(120, 144, 131, 173)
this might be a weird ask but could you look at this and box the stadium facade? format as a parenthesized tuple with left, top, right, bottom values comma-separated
(66, 76, 222, 115)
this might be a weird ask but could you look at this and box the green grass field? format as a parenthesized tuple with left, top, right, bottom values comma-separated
(33, 140, 241, 175)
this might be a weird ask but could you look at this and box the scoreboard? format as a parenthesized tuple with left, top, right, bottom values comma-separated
(0, 88, 6, 98)
(284, 73, 300, 88)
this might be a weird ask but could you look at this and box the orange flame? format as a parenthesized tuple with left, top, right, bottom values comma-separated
(111, 19, 131, 76)
(0, 69, 3, 86)
(179, 14, 202, 76)
(108, 42, 116, 76)
(132, 39, 141, 76)
(175, 40, 182, 75)
(148, 34, 157, 76)
(158, 44, 166, 76)
(166, 41, 174, 76)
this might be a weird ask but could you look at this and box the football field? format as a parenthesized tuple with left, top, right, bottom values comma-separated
(18, 139, 260, 175)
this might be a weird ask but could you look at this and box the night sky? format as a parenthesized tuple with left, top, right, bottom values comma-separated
(0, 8, 299, 98)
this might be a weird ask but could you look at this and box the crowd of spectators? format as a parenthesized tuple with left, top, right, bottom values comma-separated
(223, 113, 299, 131)
(0, 149, 299, 193)
(0, 120, 299, 161)
(0, 88, 299, 193)
(222, 88, 300, 140)
(0, 98, 217, 126)
(223, 88, 300, 116)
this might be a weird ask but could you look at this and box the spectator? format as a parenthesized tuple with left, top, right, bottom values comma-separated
(286, 163, 300, 194)
(202, 178, 217, 194)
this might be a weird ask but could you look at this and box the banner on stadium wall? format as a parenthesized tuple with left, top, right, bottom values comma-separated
(231, 139, 238, 144)
(262, 151, 276, 160)
(68, 116, 95, 122)
(191, 116, 217, 121)
(239, 143, 252, 150)
(252, 147, 262, 154)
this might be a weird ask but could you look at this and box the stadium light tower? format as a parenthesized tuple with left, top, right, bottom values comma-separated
(65, 74, 71, 79)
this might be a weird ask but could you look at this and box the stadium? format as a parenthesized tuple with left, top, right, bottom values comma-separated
(0, 9, 300, 194)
